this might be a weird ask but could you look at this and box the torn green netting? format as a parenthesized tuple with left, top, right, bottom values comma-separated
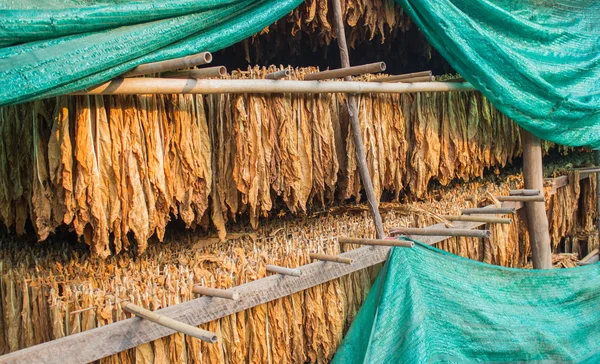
(395, 0, 600, 148)
(0, 0, 302, 106)
(333, 243, 600, 363)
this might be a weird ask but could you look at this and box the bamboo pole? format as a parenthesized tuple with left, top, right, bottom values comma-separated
(522, 129, 552, 269)
(162, 66, 227, 79)
(338, 237, 414, 247)
(264, 69, 290, 80)
(496, 195, 545, 202)
(578, 249, 599, 266)
(332, 0, 385, 239)
(122, 52, 212, 77)
(192, 286, 239, 300)
(395, 76, 434, 83)
(74, 78, 474, 95)
(461, 207, 516, 215)
(303, 62, 386, 80)
(309, 253, 353, 264)
(122, 302, 218, 343)
(372, 70, 432, 82)
(266, 265, 301, 277)
(441, 215, 511, 224)
(389, 227, 490, 238)
(509, 189, 541, 196)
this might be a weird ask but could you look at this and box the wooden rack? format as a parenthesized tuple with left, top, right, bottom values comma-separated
(0, 174, 589, 364)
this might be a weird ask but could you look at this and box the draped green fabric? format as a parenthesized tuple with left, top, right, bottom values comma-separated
(395, 0, 600, 148)
(332, 244, 600, 363)
(0, 0, 302, 107)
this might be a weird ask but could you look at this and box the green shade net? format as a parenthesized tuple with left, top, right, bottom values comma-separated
(395, 0, 600, 148)
(0, 0, 302, 106)
(333, 243, 600, 363)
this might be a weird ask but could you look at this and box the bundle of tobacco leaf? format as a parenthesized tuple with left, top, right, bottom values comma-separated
(1, 172, 594, 362)
(0, 66, 584, 256)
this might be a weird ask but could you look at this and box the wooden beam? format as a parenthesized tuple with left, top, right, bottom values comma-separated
(264, 69, 290, 80)
(73, 78, 475, 95)
(389, 227, 490, 238)
(461, 207, 516, 215)
(309, 253, 353, 264)
(122, 302, 217, 343)
(371, 70, 432, 82)
(395, 75, 434, 83)
(496, 196, 545, 202)
(122, 52, 212, 77)
(332, 0, 384, 239)
(441, 215, 511, 224)
(522, 129, 552, 269)
(338, 237, 415, 247)
(266, 265, 301, 277)
(303, 62, 386, 80)
(509, 189, 541, 196)
(192, 286, 239, 300)
(162, 66, 227, 79)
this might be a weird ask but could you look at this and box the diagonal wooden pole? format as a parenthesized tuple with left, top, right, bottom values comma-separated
(332, 0, 385, 239)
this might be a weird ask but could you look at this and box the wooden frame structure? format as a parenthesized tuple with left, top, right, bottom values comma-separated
(0, 172, 594, 364)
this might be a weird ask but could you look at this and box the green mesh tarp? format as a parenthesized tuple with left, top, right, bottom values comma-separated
(0, 0, 302, 106)
(395, 0, 600, 148)
(2, 1, 600, 146)
(333, 244, 600, 363)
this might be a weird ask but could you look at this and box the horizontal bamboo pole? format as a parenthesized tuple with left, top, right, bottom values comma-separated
(122, 302, 218, 343)
(303, 62, 386, 80)
(461, 207, 516, 215)
(509, 189, 541, 196)
(496, 195, 545, 202)
(74, 78, 475, 95)
(192, 286, 239, 300)
(162, 66, 227, 79)
(441, 215, 512, 224)
(266, 264, 301, 277)
(372, 70, 432, 82)
(339, 237, 414, 248)
(396, 76, 434, 83)
(122, 52, 212, 77)
(389, 227, 490, 238)
(309, 253, 353, 264)
(265, 69, 290, 80)
(577, 168, 600, 174)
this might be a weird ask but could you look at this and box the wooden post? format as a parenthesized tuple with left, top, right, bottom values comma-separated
(596, 151, 600, 238)
(522, 129, 552, 269)
(332, 0, 385, 239)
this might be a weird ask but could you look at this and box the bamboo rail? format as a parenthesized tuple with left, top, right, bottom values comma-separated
(309, 253, 353, 264)
(303, 62, 386, 80)
(122, 302, 218, 343)
(266, 265, 301, 277)
(122, 52, 212, 77)
(509, 189, 541, 196)
(496, 195, 545, 202)
(441, 215, 512, 224)
(265, 69, 290, 80)
(372, 70, 432, 82)
(389, 227, 490, 238)
(162, 66, 227, 79)
(461, 207, 516, 215)
(338, 237, 414, 247)
(395, 75, 434, 83)
(192, 286, 239, 300)
(73, 78, 475, 95)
